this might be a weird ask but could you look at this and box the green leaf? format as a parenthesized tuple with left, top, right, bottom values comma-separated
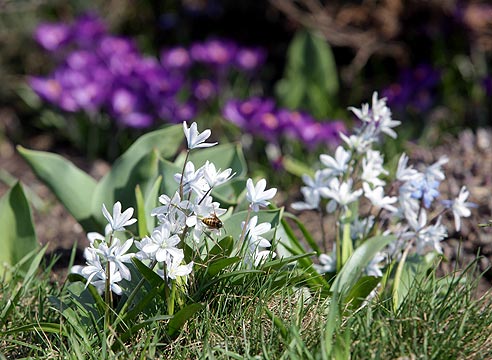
(0, 182, 38, 279)
(17, 146, 98, 230)
(135, 185, 148, 238)
(91, 125, 183, 226)
(143, 176, 162, 234)
(206, 257, 241, 277)
(1, 322, 68, 337)
(208, 236, 234, 257)
(275, 29, 338, 118)
(91, 150, 160, 227)
(331, 234, 395, 301)
(166, 303, 204, 337)
(392, 252, 438, 312)
(132, 258, 164, 289)
(282, 155, 316, 179)
(188, 143, 247, 178)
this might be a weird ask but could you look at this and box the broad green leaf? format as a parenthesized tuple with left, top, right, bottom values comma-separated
(91, 125, 183, 226)
(135, 185, 148, 238)
(331, 234, 395, 301)
(323, 234, 395, 356)
(392, 252, 438, 312)
(344, 275, 381, 309)
(91, 150, 159, 227)
(282, 155, 316, 179)
(158, 158, 181, 195)
(144, 176, 162, 234)
(167, 303, 204, 337)
(132, 258, 164, 289)
(223, 208, 283, 242)
(17, 146, 98, 230)
(275, 29, 338, 118)
(0, 182, 38, 279)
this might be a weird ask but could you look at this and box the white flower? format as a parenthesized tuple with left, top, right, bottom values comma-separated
(424, 156, 448, 182)
(91, 262, 124, 295)
(246, 178, 277, 212)
(396, 153, 419, 181)
(442, 186, 475, 231)
(320, 178, 362, 212)
(361, 150, 388, 187)
(164, 258, 193, 280)
(183, 121, 217, 149)
(414, 216, 448, 254)
(94, 237, 134, 280)
(174, 161, 208, 196)
(349, 92, 401, 139)
(319, 146, 351, 176)
(291, 186, 320, 210)
(363, 183, 398, 212)
(339, 133, 373, 154)
(142, 223, 183, 263)
(244, 216, 272, 248)
(202, 161, 235, 188)
(366, 253, 386, 277)
(313, 251, 336, 274)
(102, 202, 137, 232)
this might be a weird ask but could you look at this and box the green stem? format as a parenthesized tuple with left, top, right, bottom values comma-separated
(237, 205, 253, 255)
(168, 280, 176, 316)
(114, 259, 158, 328)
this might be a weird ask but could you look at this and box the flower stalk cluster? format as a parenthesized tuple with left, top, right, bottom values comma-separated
(71, 121, 278, 316)
(292, 92, 475, 276)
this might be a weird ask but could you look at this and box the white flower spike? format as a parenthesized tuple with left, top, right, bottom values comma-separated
(183, 121, 218, 149)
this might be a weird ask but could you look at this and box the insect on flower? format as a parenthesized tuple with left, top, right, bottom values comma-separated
(201, 212, 223, 230)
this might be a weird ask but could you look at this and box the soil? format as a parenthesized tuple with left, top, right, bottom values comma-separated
(1, 128, 492, 295)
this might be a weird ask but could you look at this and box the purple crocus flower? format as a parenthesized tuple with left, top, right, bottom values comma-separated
(29, 76, 62, 104)
(222, 97, 275, 129)
(235, 47, 266, 72)
(34, 23, 72, 51)
(190, 38, 237, 68)
(160, 46, 192, 69)
(71, 13, 107, 47)
(383, 64, 440, 112)
(110, 87, 153, 128)
(192, 79, 218, 101)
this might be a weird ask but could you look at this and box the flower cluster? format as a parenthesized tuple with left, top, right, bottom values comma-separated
(292, 92, 475, 275)
(72, 121, 278, 294)
(31, 13, 266, 128)
(222, 97, 346, 149)
(71, 202, 136, 294)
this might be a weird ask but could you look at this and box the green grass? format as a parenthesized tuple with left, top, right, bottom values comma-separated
(1, 253, 491, 359)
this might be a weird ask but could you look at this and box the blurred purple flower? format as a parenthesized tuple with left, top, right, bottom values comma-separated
(192, 79, 218, 101)
(235, 47, 266, 72)
(110, 87, 153, 128)
(34, 23, 71, 51)
(190, 39, 237, 67)
(383, 64, 440, 112)
(482, 77, 492, 97)
(161, 47, 192, 69)
(29, 76, 62, 104)
(72, 13, 107, 47)
(222, 97, 275, 129)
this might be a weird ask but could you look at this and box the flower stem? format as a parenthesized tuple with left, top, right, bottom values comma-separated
(237, 205, 253, 255)
(168, 280, 176, 316)
(179, 150, 190, 199)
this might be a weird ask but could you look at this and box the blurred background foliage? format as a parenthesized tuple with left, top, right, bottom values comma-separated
(0, 0, 491, 180)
